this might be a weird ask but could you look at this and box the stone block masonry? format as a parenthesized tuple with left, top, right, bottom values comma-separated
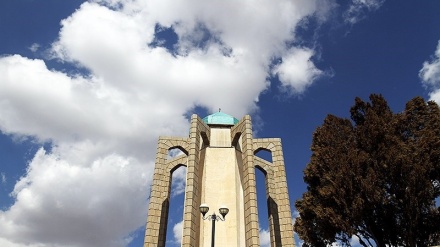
(144, 113, 295, 247)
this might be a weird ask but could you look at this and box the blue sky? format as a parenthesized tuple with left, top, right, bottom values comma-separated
(0, 0, 439, 246)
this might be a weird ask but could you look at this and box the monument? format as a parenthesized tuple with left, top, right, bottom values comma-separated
(143, 112, 295, 247)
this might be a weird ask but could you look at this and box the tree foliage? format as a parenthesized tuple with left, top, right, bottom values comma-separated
(294, 94, 440, 247)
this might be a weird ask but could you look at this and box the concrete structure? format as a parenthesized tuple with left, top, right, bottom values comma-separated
(143, 112, 295, 247)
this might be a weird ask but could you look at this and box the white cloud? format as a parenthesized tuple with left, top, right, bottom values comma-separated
(344, 0, 385, 24)
(273, 47, 324, 94)
(1, 173, 5, 185)
(173, 220, 183, 244)
(259, 228, 271, 247)
(49, 0, 323, 117)
(292, 209, 299, 225)
(420, 41, 440, 93)
(29, 43, 40, 53)
(0, 238, 43, 247)
(0, 148, 148, 247)
(428, 89, 440, 103)
(350, 235, 362, 247)
(0, 0, 333, 246)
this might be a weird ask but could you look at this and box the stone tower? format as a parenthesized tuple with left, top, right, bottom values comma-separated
(143, 112, 295, 247)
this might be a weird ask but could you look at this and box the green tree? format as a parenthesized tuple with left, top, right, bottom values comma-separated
(294, 94, 440, 247)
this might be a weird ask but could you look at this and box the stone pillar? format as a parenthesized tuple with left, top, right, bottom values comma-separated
(239, 116, 261, 247)
(181, 115, 210, 247)
(144, 136, 190, 247)
(253, 138, 296, 247)
(144, 139, 169, 247)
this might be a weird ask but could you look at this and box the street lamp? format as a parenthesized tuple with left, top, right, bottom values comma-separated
(199, 204, 229, 247)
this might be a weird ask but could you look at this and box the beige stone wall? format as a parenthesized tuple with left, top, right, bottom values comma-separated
(209, 127, 231, 147)
(199, 146, 245, 246)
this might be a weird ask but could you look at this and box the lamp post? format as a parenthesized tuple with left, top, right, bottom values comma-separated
(199, 204, 229, 247)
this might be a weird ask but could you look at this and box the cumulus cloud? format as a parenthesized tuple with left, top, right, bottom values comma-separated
(427, 89, 440, 103)
(0, 0, 333, 246)
(420, 41, 440, 103)
(0, 149, 148, 247)
(273, 47, 324, 94)
(259, 228, 271, 247)
(344, 0, 385, 24)
(420, 41, 440, 85)
(29, 43, 40, 53)
(173, 220, 183, 244)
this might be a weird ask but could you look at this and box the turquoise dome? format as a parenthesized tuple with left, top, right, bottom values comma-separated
(202, 112, 239, 126)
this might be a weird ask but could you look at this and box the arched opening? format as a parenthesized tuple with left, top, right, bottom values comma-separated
(165, 165, 187, 247)
(254, 148, 272, 163)
(200, 131, 210, 148)
(232, 132, 241, 150)
(255, 166, 270, 247)
(167, 147, 186, 160)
